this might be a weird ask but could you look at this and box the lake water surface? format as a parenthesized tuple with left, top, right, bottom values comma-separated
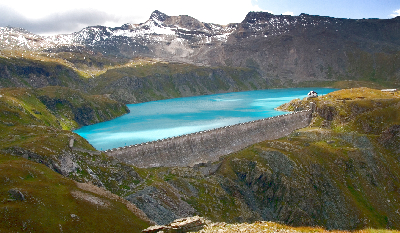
(74, 88, 337, 150)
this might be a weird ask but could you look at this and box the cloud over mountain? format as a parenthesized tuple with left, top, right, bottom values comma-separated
(0, 5, 117, 35)
(0, 0, 266, 35)
(390, 9, 400, 18)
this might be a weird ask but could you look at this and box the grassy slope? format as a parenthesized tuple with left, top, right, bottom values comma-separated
(0, 86, 144, 195)
(0, 153, 151, 232)
(0, 49, 130, 79)
(0, 86, 155, 232)
(0, 86, 129, 130)
(34, 86, 129, 129)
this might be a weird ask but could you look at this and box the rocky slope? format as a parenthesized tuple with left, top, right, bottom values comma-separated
(119, 88, 400, 230)
(0, 152, 152, 232)
(90, 62, 267, 103)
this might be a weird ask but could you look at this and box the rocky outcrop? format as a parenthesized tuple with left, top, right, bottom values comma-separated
(8, 189, 25, 201)
(3, 146, 79, 176)
(142, 216, 207, 233)
(379, 124, 400, 154)
(126, 184, 196, 225)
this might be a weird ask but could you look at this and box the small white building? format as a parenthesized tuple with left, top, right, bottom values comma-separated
(307, 91, 318, 98)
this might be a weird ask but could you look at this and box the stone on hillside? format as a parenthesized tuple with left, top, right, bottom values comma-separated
(143, 216, 206, 233)
(142, 225, 172, 233)
(69, 138, 75, 148)
(8, 189, 25, 201)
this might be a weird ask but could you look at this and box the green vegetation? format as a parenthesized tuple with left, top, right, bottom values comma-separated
(0, 51, 271, 103)
(0, 85, 154, 231)
(0, 86, 129, 131)
(0, 55, 88, 88)
(0, 153, 151, 232)
(91, 61, 266, 103)
(0, 86, 143, 195)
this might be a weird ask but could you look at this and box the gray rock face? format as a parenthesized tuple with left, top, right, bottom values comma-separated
(57, 153, 80, 176)
(4, 146, 82, 177)
(126, 185, 196, 225)
(380, 124, 400, 154)
(142, 216, 206, 233)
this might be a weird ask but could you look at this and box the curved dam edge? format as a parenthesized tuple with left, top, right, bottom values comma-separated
(105, 109, 313, 168)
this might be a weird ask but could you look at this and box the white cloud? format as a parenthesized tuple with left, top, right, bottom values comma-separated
(282, 11, 295, 16)
(390, 9, 400, 18)
(0, 0, 270, 35)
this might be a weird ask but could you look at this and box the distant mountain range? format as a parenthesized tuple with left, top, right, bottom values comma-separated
(1, 10, 399, 98)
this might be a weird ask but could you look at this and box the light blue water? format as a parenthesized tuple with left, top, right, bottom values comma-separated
(74, 88, 337, 150)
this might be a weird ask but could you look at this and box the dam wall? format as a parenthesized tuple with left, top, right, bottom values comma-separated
(105, 110, 313, 168)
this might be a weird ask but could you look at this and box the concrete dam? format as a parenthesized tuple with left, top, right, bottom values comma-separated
(105, 109, 313, 168)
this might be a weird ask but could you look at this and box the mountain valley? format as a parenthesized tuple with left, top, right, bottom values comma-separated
(0, 10, 400, 232)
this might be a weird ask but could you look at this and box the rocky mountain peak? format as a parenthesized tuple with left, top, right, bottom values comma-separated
(3, 26, 33, 34)
(148, 10, 206, 31)
(164, 15, 205, 30)
(0, 9, 399, 88)
(242, 11, 275, 24)
(150, 10, 169, 22)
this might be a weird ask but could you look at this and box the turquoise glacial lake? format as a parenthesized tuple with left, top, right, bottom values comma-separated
(74, 88, 338, 150)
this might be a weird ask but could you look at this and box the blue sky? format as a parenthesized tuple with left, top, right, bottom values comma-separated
(255, 0, 400, 19)
(0, 0, 399, 35)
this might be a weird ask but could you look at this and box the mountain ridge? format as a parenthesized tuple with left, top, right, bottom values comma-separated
(1, 10, 399, 88)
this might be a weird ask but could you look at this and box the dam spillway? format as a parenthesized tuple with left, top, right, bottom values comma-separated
(104, 109, 313, 168)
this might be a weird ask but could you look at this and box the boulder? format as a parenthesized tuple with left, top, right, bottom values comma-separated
(143, 216, 206, 233)
(8, 189, 25, 201)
